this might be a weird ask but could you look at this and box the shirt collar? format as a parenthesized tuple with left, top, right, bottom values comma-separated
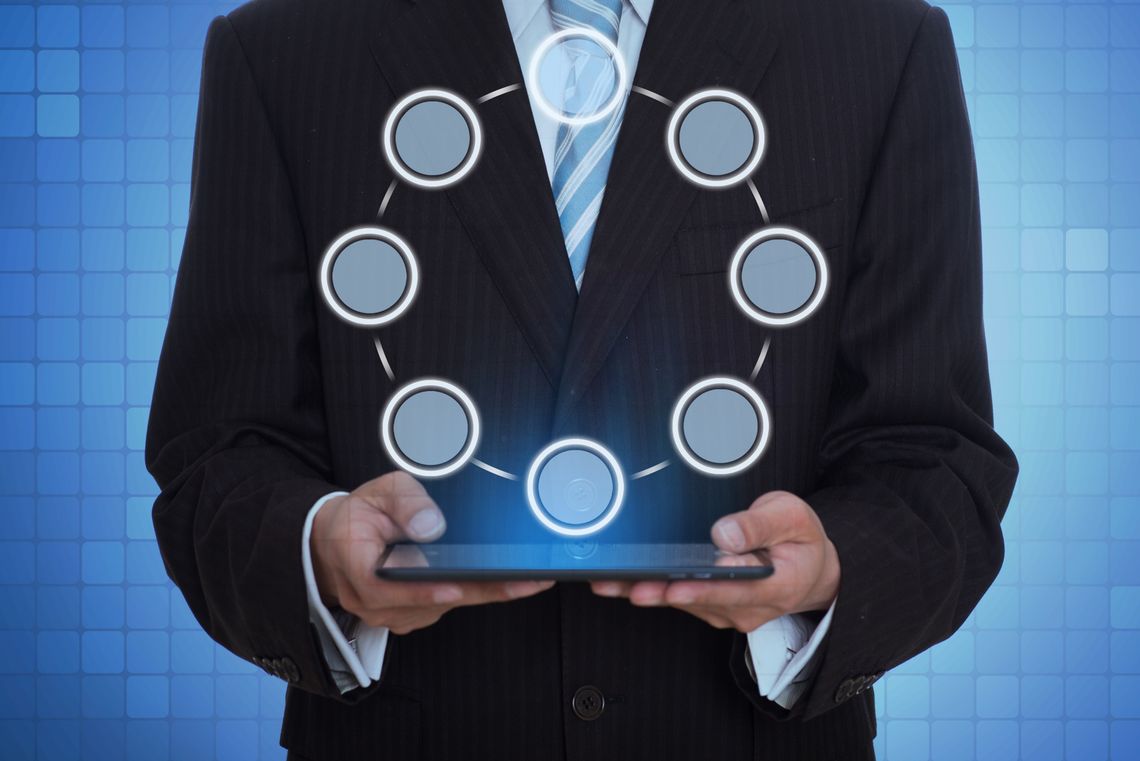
(627, 0, 652, 25)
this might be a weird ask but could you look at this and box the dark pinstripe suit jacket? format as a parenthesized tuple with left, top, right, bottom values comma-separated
(146, 0, 1019, 758)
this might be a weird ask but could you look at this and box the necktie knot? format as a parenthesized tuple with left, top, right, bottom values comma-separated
(550, 0, 623, 45)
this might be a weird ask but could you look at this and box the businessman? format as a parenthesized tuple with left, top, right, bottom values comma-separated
(147, 0, 1018, 758)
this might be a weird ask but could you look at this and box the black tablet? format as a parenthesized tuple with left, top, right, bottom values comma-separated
(374, 542, 775, 581)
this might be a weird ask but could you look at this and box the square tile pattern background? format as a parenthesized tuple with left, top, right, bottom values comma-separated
(0, 1, 1138, 759)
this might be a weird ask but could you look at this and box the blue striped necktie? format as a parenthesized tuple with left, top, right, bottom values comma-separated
(549, 0, 625, 290)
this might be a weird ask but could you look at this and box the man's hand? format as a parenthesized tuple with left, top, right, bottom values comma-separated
(590, 491, 840, 632)
(311, 471, 553, 635)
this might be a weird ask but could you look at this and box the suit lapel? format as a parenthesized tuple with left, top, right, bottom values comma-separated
(369, 0, 577, 389)
(553, 0, 781, 429)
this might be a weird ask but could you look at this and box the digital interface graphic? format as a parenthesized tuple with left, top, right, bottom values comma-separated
(323, 36, 828, 538)
(1, 1, 1138, 759)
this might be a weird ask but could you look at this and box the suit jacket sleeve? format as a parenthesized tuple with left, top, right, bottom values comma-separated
(145, 15, 352, 701)
(731, 5, 1019, 721)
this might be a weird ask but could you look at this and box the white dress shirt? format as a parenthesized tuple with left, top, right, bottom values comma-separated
(302, 0, 835, 709)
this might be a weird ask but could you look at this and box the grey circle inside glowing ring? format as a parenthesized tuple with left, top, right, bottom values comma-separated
(382, 89, 483, 189)
(666, 88, 766, 189)
(670, 377, 771, 476)
(728, 226, 829, 327)
(319, 226, 419, 328)
(528, 28, 628, 126)
(525, 438, 626, 537)
(379, 378, 481, 479)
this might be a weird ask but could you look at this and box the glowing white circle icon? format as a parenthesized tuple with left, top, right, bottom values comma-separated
(666, 88, 766, 189)
(525, 438, 627, 537)
(382, 89, 483, 189)
(529, 28, 628, 126)
(380, 379, 481, 479)
(729, 226, 829, 327)
(670, 377, 771, 476)
(319, 226, 419, 328)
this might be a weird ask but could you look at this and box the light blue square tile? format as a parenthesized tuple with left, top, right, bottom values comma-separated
(82, 6, 124, 49)
(36, 96, 79, 139)
(37, 6, 79, 49)
(1066, 228, 1108, 271)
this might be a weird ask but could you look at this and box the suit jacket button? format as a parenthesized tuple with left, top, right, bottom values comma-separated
(572, 686, 605, 721)
(835, 678, 854, 703)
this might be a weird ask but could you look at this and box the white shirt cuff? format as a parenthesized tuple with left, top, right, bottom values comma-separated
(745, 599, 837, 709)
(302, 491, 390, 694)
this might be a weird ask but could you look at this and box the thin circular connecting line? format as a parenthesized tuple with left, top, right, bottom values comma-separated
(631, 85, 674, 108)
(746, 178, 770, 225)
(477, 83, 522, 104)
(631, 460, 670, 480)
(473, 458, 519, 481)
(377, 179, 398, 219)
(372, 335, 396, 382)
(750, 336, 772, 382)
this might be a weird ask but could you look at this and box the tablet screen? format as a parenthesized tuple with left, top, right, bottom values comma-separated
(375, 543, 775, 581)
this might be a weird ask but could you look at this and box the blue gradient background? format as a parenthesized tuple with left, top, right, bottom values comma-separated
(0, 1, 1138, 759)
